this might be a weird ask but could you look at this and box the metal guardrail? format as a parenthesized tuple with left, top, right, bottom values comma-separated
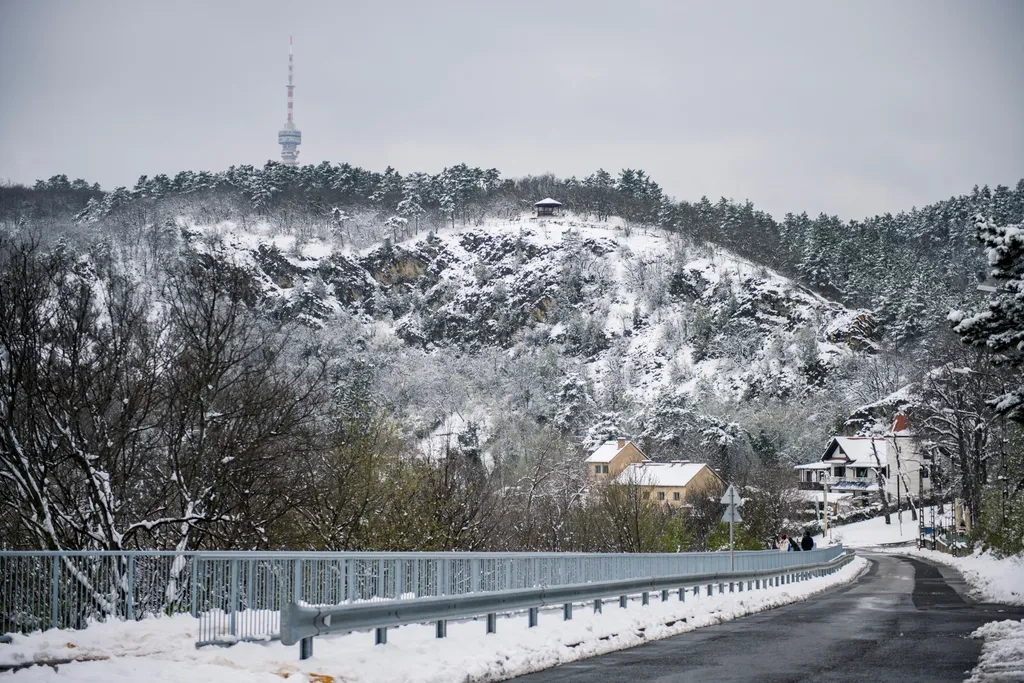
(282, 550, 856, 658)
(0, 546, 847, 647)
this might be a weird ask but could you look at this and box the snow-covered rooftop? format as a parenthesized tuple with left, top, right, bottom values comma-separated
(824, 437, 888, 466)
(614, 461, 709, 487)
(534, 198, 562, 207)
(584, 440, 627, 463)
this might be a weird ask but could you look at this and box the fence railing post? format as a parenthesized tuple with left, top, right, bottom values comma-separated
(229, 559, 239, 637)
(126, 556, 135, 621)
(50, 555, 59, 629)
(190, 556, 199, 618)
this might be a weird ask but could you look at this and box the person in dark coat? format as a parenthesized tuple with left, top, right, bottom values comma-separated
(801, 530, 814, 551)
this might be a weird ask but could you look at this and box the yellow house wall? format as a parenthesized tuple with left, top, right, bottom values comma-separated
(638, 466, 723, 508)
(590, 443, 648, 480)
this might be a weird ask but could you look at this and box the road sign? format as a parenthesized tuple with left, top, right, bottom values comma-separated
(720, 484, 744, 506)
(722, 508, 743, 524)
(721, 483, 743, 570)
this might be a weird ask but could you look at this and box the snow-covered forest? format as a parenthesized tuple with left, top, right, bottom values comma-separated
(1, 164, 1022, 555)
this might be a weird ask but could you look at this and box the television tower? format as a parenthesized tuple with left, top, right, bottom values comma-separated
(278, 36, 301, 166)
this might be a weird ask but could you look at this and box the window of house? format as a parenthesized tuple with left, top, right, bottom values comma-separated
(673, 491, 681, 501)
(602, 465, 609, 474)
(833, 466, 846, 478)
(595, 465, 601, 474)
(921, 466, 930, 479)
(855, 468, 868, 478)
(642, 491, 650, 499)
(806, 471, 814, 482)
(658, 491, 665, 500)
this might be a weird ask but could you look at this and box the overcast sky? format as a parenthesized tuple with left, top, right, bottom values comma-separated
(1, 0, 1021, 220)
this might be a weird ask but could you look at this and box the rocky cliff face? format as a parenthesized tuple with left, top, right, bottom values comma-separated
(189, 216, 876, 409)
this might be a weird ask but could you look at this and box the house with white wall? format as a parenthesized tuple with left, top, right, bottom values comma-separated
(795, 415, 931, 507)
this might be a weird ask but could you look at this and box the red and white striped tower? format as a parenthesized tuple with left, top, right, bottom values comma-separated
(278, 36, 302, 165)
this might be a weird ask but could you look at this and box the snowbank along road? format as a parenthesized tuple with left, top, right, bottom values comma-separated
(511, 554, 1024, 683)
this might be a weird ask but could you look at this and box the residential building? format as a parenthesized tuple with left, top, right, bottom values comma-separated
(795, 415, 932, 508)
(585, 438, 647, 480)
(586, 438, 723, 507)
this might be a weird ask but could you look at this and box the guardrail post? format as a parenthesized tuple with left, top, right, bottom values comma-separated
(375, 627, 387, 645)
(641, 591, 649, 606)
(486, 612, 497, 634)
(661, 589, 668, 602)
(594, 598, 602, 614)
(706, 583, 712, 596)
(619, 595, 627, 609)
(50, 556, 59, 629)
(563, 602, 572, 620)
(436, 620, 447, 638)
(528, 607, 538, 627)
(293, 559, 313, 658)
(126, 556, 135, 621)
(729, 582, 734, 593)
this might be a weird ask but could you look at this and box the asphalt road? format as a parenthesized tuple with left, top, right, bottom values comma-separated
(512, 554, 1024, 683)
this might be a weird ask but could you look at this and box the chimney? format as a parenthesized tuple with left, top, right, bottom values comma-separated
(617, 437, 627, 449)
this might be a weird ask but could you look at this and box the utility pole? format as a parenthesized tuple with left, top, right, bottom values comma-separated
(821, 471, 829, 540)
(897, 465, 902, 535)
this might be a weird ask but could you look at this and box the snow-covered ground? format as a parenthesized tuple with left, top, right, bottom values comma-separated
(893, 548, 1024, 606)
(821, 508, 1023, 606)
(816, 505, 951, 549)
(967, 620, 1024, 682)
(1, 557, 867, 683)
(824, 510, 1024, 682)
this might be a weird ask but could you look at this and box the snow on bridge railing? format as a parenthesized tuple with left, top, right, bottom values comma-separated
(0, 546, 846, 646)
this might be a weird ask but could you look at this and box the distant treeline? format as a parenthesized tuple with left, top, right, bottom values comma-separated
(6, 164, 1022, 343)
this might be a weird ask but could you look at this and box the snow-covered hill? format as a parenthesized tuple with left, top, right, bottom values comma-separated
(177, 214, 877, 458)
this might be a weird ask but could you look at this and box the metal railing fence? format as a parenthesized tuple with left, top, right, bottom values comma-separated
(0, 546, 845, 646)
(281, 549, 857, 658)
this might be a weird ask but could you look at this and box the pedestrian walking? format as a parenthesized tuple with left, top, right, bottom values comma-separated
(801, 530, 814, 551)
(777, 534, 790, 552)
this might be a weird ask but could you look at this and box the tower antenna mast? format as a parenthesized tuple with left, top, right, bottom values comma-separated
(278, 35, 302, 166)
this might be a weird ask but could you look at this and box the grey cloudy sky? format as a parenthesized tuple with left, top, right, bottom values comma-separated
(1, 0, 1022, 220)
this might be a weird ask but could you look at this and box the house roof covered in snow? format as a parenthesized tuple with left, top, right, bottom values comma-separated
(585, 440, 647, 463)
(534, 198, 563, 207)
(613, 461, 713, 487)
(794, 462, 831, 470)
(822, 437, 888, 467)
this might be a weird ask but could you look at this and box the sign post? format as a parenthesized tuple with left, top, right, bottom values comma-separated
(720, 484, 744, 571)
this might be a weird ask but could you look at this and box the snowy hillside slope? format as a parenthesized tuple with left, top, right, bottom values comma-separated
(182, 214, 875, 413)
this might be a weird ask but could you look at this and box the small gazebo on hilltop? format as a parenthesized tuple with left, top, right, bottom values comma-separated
(534, 198, 563, 217)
